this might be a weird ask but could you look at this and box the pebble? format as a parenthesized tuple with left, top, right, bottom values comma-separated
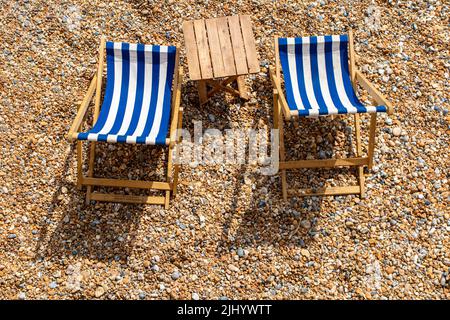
(237, 248, 245, 257)
(151, 265, 160, 272)
(300, 220, 311, 229)
(228, 264, 240, 273)
(95, 286, 105, 298)
(171, 270, 181, 280)
(300, 249, 311, 258)
(192, 292, 200, 300)
(392, 127, 402, 136)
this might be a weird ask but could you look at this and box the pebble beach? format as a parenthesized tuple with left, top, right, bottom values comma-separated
(0, 0, 449, 299)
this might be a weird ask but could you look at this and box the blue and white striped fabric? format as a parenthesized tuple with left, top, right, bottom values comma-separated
(77, 41, 176, 145)
(278, 35, 387, 117)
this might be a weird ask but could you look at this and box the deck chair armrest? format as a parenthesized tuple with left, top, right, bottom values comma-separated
(269, 67, 292, 120)
(355, 70, 393, 115)
(169, 69, 183, 146)
(67, 75, 98, 140)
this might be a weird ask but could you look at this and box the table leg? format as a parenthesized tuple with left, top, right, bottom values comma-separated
(236, 76, 250, 100)
(197, 80, 208, 105)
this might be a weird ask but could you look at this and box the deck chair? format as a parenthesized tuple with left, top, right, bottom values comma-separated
(269, 31, 393, 200)
(67, 37, 183, 209)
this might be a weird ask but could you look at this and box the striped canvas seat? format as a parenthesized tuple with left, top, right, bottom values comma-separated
(77, 42, 176, 145)
(278, 35, 387, 117)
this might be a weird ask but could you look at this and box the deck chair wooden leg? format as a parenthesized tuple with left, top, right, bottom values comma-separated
(280, 119, 288, 201)
(76, 141, 83, 190)
(172, 135, 181, 196)
(236, 76, 249, 100)
(197, 80, 208, 105)
(165, 144, 174, 210)
(273, 89, 288, 201)
(368, 113, 377, 170)
(85, 141, 96, 204)
(353, 114, 365, 198)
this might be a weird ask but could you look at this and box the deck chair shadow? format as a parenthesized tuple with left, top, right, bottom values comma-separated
(269, 31, 393, 200)
(67, 37, 183, 209)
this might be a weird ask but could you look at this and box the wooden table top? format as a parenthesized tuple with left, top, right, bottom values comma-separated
(182, 15, 260, 81)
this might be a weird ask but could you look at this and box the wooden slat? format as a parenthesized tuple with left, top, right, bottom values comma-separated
(182, 21, 202, 80)
(227, 15, 248, 75)
(240, 15, 259, 73)
(274, 36, 281, 79)
(273, 89, 288, 201)
(90, 193, 166, 205)
(193, 19, 213, 79)
(236, 76, 249, 99)
(354, 114, 365, 198)
(288, 186, 361, 197)
(82, 177, 172, 190)
(216, 17, 236, 77)
(76, 141, 83, 189)
(197, 80, 208, 104)
(279, 157, 369, 170)
(86, 37, 106, 204)
(269, 67, 291, 120)
(348, 29, 356, 89)
(368, 113, 377, 169)
(204, 76, 237, 98)
(169, 69, 183, 144)
(94, 37, 106, 121)
(67, 75, 97, 140)
(205, 18, 226, 78)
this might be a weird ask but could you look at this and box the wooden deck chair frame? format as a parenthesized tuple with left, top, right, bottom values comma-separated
(269, 30, 393, 200)
(67, 37, 183, 209)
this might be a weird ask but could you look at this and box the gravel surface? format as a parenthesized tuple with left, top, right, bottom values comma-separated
(0, 0, 449, 299)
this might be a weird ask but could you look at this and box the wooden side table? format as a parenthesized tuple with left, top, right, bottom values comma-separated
(182, 15, 260, 104)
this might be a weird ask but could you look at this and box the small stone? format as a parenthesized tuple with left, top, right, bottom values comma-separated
(61, 186, 68, 194)
(237, 248, 245, 257)
(18, 292, 26, 300)
(386, 266, 395, 275)
(300, 249, 310, 258)
(318, 150, 327, 159)
(151, 265, 160, 272)
(440, 274, 447, 287)
(7, 234, 16, 239)
(139, 292, 146, 299)
(392, 127, 402, 136)
(192, 292, 200, 300)
(171, 270, 181, 280)
(300, 220, 311, 229)
(228, 264, 239, 272)
(49, 281, 57, 289)
(208, 114, 215, 122)
(95, 286, 105, 297)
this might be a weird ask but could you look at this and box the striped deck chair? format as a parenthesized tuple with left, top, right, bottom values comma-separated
(68, 37, 183, 208)
(269, 31, 393, 200)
